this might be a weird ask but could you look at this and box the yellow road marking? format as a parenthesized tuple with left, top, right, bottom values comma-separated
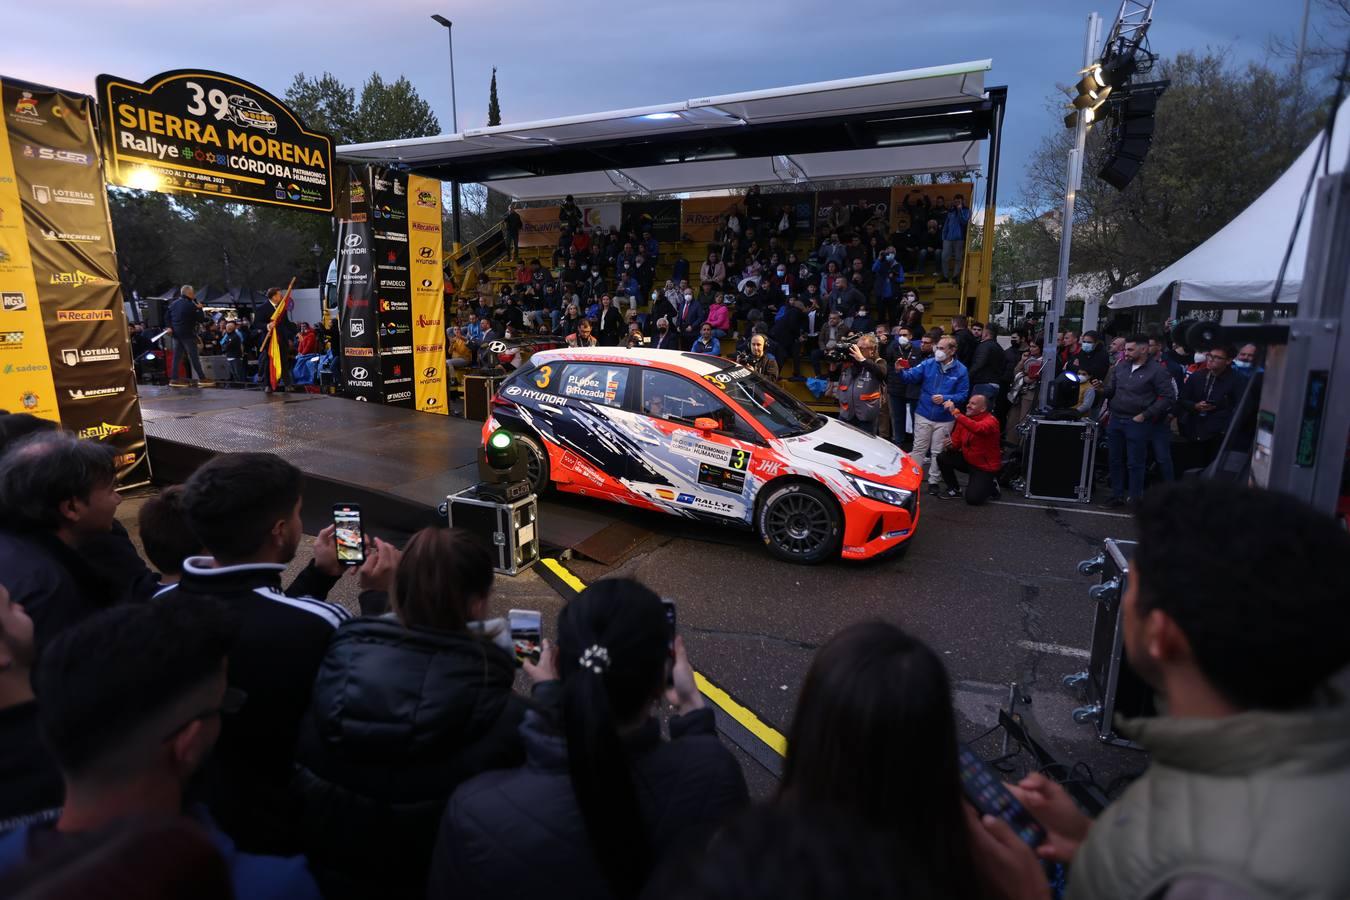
(541, 557, 587, 594)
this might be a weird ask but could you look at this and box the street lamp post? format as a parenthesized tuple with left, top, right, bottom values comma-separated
(431, 14, 463, 247)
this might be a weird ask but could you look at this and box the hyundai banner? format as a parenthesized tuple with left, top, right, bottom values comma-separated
(1, 75, 149, 486)
(369, 168, 414, 409)
(336, 167, 378, 402)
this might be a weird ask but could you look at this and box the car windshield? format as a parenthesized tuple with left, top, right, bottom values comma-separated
(717, 369, 823, 438)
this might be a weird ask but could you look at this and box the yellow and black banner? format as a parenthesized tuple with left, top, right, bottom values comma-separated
(0, 75, 148, 485)
(96, 70, 334, 213)
(407, 174, 447, 416)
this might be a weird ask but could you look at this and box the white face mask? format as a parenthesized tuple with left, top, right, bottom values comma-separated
(934, 348, 950, 363)
(684, 294, 693, 302)
(897, 336, 911, 346)
(1233, 359, 1252, 370)
(651, 291, 659, 300)
(1081, 341, 1095, 353)
(1194, 351, 1207, 364)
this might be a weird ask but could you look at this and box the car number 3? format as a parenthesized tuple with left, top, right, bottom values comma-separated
(533, 365, 553, 389)
(729, 449, 749, 471)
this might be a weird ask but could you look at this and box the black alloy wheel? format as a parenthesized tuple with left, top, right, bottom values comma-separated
(757, 481, 841, 564)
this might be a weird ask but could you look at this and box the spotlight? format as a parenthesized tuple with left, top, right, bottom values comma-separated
(477, 428, 530, 501)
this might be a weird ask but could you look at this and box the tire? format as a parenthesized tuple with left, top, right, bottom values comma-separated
(512, 432, 550, 494)
(756, 481, 842, 564)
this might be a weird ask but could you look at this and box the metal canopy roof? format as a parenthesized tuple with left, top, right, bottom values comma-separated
(337, 60, 995, 200)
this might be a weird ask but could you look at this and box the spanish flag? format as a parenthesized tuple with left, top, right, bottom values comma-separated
(264, 278, 295, 391)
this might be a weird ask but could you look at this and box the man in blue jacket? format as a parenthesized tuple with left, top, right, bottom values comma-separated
(167, 284, 207, 385)
(940, 196, 972, 284)
(896, 334, 970, 493)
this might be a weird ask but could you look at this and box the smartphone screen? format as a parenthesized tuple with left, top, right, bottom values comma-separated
(509, 609, 542, 666)
(332, 504, 365, 567)
(957, 743, 1046, 847)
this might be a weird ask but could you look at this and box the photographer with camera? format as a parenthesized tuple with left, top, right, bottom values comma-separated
(739, 333, 779, 381)
(837, 335, 887, 435)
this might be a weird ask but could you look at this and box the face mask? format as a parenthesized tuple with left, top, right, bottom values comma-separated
(887, 253, 895, 261)
(581, 265, 588, 271)
(684, 294, 693, 301)
(1194, 351, 1207, 364)
(1081, 341, 1095, 353)
(934, 349, 949, 363)
(1233, 359, 1252, 370)
(777, 269, 785, 276)
(898, 336, 911, 346)
(651, 291, 659, 300)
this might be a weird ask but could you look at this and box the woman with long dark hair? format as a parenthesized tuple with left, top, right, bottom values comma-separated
(431, 579, 748, 900)
(778, 621, 983, 900)
(292, 528, 530, 900)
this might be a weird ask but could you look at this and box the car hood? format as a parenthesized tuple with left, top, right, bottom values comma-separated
(776, 417, 911, 479)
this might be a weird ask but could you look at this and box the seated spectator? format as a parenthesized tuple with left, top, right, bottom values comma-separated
(777, 621, 983, 899)
(624, 321, 646, 348)
(0, 432, 126, 648)
(136, 485, 202, 588)
(166, 453, 357, 854)
(691, 323, 721, 356)
(0, 597, 322, 900)
(293, 528, 534, 900)
(652, 317, 678, 350)
(935, 394, 1002, 504)
(430, 579, 748, 900)
(982, 481, 1350, 900)
(0, 582, 62, 832)
(446, 325, 472, 376)
(556, 303, 583, 339)
(705, 294, 732, 338)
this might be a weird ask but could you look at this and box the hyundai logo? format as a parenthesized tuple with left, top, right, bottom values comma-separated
(423, 366, 437, 378)
(351, 367, 369, 379)
(345, 233, 362, 248)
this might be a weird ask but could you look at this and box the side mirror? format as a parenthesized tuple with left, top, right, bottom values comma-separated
(694, 417, 719, 433)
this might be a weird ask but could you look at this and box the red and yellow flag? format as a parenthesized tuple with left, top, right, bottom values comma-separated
(265, 278, 295, 390)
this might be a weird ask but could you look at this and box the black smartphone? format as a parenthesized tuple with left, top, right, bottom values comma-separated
(509, 609, 542, 666)
(332, 504, 365, 567)
(957, 743, 1046, 847)
(661, 599, 676, 686)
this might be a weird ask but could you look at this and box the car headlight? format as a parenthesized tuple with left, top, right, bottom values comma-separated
(847, 475, 913, 508)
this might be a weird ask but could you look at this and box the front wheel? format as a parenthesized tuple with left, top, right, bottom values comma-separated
(512, 432, 550, 495)
(757, 481, 841, 564)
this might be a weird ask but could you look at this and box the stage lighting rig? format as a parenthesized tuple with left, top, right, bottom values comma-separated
(1094, 0, 1168, 190)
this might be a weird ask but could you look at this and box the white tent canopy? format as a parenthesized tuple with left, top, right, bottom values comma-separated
(337, 61, 992, 201)
(1109, 96, 1350, 310)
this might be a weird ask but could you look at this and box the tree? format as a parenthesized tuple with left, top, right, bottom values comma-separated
(107, 189, 184, 297)
(354, 74, 440, 143)
(1012, 51, 1329, 296)
(284, 72, 358, 145)
(487, 68, 501, 127)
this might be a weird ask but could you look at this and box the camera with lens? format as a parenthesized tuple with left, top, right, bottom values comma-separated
(824, 332, 864, 362)
(734, 349, 752, 366)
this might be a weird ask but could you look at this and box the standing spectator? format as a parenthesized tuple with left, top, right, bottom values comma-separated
(1099, 335, 1175, 507)
(836, 335, 887, 435)
(502, 204, 523, 261)
(1234, 342, 1260, 374)
(950, 315, 978, 368)
(262, 287, 298, 393)
(0, 583, 62, 832)
(1056, 330, 1080, 374)
(777, 621, 982, 900)
(939, 195, 971, 283)
(813, 311, 847, 381)
(1175, 344, 1244, 471)
(826, 276, 864, 328)
(429, 579, 748, 900)
(916, 218, 942, 275)
(558, 195, 582, 232)
(967, 323, 1007, 401)
(0, 598, 322, 900)
(676, 290, 705, 350)
(167, 453, 357, 854)
(896, 335, 970, 494)
(769, 299, 804, 376)
(1068, 330, 1109, 382)
(794, 293, 824, 380)
(935, 394, 1002, 504)
(0, 432, 124, 649)
(221, 320, 246, 386)
(168, 284, 207, 385)
(594, 295, 625, 347)
(984, 481, 1350, 900)
(293, 529, 535, 900)
(691, 323, 722, 356)
(885, 326, 924, 449)
(136, 485, 202, 588)
(1006, 338, 1045, 444)
(870, 246, 905, 325)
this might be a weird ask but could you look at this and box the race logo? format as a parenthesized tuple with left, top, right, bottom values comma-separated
(42, 229, 102, 243)
(55, 309, 114, 322)
(67, 386, 126, 400)
(78, 422, 131, 441)
(224, 93, 278, 133)
(349, 319, 365, 338)
(0, 332, 25, 350)
(49, 271, 108, 287)
(1, 292, 26, 311)
(14, 92, 39, 118)
(20, 391, 38, 410)
(416, 189, 437, 208)
(22, 144, 92, 166)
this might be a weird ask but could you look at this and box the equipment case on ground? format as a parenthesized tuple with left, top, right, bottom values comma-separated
(463, 374, 504, 421)
(444, 485, 538, 575)
(1023, 416, 1097, 503)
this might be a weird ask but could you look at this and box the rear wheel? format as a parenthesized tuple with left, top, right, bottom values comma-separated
(512, 432, 550, 494)
(757, 481, 842, 564)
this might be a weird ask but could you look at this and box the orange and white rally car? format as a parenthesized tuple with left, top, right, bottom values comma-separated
(483, 347, 923, 564)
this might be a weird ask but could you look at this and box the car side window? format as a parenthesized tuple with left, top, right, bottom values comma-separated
(554, 363, 628, 408)
(639, 370, 758, 442)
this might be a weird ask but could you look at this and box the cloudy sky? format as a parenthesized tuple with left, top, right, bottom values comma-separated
(1, 0, 1330, 205)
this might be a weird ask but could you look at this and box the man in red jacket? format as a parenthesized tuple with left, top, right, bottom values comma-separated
(935, 393, 1001, 504)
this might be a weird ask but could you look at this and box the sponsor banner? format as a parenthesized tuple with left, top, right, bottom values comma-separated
(517, 206, 563, 248)
(620, 199, 680, 242)
(680, 196, 741, 243)
(96, 70, 334, 213)
(815, 187, 890, 235)
(369, 167, 413, 408)
(580, 202, 621, 233)
(2, 76, 148, 486)
(407, 174, 447, 415)
(337, 167, 378, 401)
(888, 183, 974, 235)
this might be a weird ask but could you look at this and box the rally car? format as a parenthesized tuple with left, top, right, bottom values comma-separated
(482, 348, 923, 564)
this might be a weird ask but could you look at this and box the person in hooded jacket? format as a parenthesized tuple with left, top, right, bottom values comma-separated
(430, 579, 748, 900)
(292, 527, 537, 900)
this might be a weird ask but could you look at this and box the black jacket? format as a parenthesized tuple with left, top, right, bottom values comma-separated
(952, 328, 978, 367)
(429, 708, 749, 900)
(1177, 367, 1245, 440)
(0, 701, 62, 833)
(885, 342, 925, 397)
(292, 617, 530, 900)
(1068, 345, 1110, 382)
(0, 528, 131, 650)
(158, 557, 353, 855)
(968, 338, 1007, 386)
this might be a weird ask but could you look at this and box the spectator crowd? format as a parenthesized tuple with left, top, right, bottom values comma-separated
(0, 393, 1347, 899)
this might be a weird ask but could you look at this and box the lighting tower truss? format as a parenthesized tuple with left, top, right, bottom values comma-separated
(1100, 0, 1157, 79)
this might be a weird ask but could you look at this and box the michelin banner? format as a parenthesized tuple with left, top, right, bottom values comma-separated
(1, 76, 148, 486)
(407, 174, 447, 415)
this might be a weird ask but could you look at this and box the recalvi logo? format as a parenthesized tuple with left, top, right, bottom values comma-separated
(56, 309, 114, 322)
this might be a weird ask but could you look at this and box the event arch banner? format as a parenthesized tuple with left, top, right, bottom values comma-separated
(0, 76, 148, 485)
(96, 70, 334, 213)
